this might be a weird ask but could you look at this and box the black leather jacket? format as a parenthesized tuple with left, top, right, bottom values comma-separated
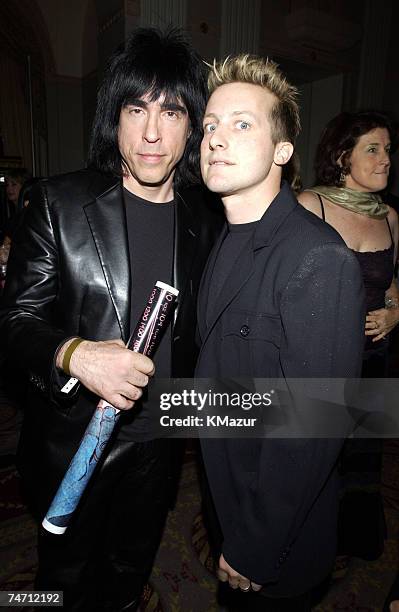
(0, 168, 222, 509)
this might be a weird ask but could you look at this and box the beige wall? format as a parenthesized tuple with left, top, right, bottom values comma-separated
(33, 0, 98, 173)
(26, 0, 398, 184)
(35, 0, 89, 78)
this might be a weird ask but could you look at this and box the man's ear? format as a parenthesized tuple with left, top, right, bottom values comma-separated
(273, 142, 294, 166)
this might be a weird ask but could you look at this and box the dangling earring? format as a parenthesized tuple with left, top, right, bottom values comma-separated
(339, 170, 346, 185)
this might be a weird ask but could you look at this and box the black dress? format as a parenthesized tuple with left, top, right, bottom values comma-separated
(318, 194, 394, 559)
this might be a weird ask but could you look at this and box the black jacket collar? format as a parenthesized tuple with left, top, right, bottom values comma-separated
(83, 172, 198, 341)
(253, 181, 298, 250)
(198, 182, 298, 342)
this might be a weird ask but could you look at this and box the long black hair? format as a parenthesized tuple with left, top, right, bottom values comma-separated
(88, 27, 207, 190)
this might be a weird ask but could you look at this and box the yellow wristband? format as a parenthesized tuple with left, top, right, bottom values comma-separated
(62, 338, 84, 376)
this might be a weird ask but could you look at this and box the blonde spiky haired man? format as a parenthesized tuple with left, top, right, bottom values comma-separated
(197, 54, 365, 610)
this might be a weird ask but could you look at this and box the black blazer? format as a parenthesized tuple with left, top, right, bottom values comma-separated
(196, 183, 365, 596)
(0, 168, 222, 511)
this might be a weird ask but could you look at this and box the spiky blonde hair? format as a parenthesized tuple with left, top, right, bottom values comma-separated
(207, 54, 300, 145)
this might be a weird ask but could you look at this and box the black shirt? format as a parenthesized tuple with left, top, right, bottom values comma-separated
(117, 188, 174, 441)
(207, 220, 258, 326)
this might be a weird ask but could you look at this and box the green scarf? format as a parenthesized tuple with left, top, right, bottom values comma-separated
(307, 186, 389, 219)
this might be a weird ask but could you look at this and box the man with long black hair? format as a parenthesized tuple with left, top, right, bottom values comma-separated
(0, 28, 221, 611)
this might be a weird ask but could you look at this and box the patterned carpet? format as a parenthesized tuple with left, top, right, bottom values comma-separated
(1, 442, 398, 612)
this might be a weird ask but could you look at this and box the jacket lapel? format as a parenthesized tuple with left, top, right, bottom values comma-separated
(199, 182, 299, 345)
(200, 228, 255, 345)
(83, 180, 131, 342)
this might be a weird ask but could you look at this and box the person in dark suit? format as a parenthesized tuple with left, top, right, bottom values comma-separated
(0, 28, 221, 612)
(196, 54, 365, 611)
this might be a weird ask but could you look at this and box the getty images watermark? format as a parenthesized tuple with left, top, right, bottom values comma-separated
(158, 389, 274, 429)
(145, 378, 399, 439)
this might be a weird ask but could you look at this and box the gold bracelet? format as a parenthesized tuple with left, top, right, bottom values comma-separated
(62, 338, 84, 375)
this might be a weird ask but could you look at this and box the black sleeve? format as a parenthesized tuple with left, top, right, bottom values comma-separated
(222, 242, 365, 584)
(0, 182, 75, 398)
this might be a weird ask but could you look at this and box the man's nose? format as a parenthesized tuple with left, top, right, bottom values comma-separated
(143, 113, 160, 142)
(209, 127, 227, 150)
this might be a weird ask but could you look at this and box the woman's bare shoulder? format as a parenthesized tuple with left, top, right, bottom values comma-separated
(297, 190, 323, 217)
(387, 206, 398, 243)
(388, 205, 398, 226)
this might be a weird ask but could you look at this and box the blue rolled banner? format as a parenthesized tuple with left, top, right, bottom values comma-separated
(42, 281, 179, 534)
